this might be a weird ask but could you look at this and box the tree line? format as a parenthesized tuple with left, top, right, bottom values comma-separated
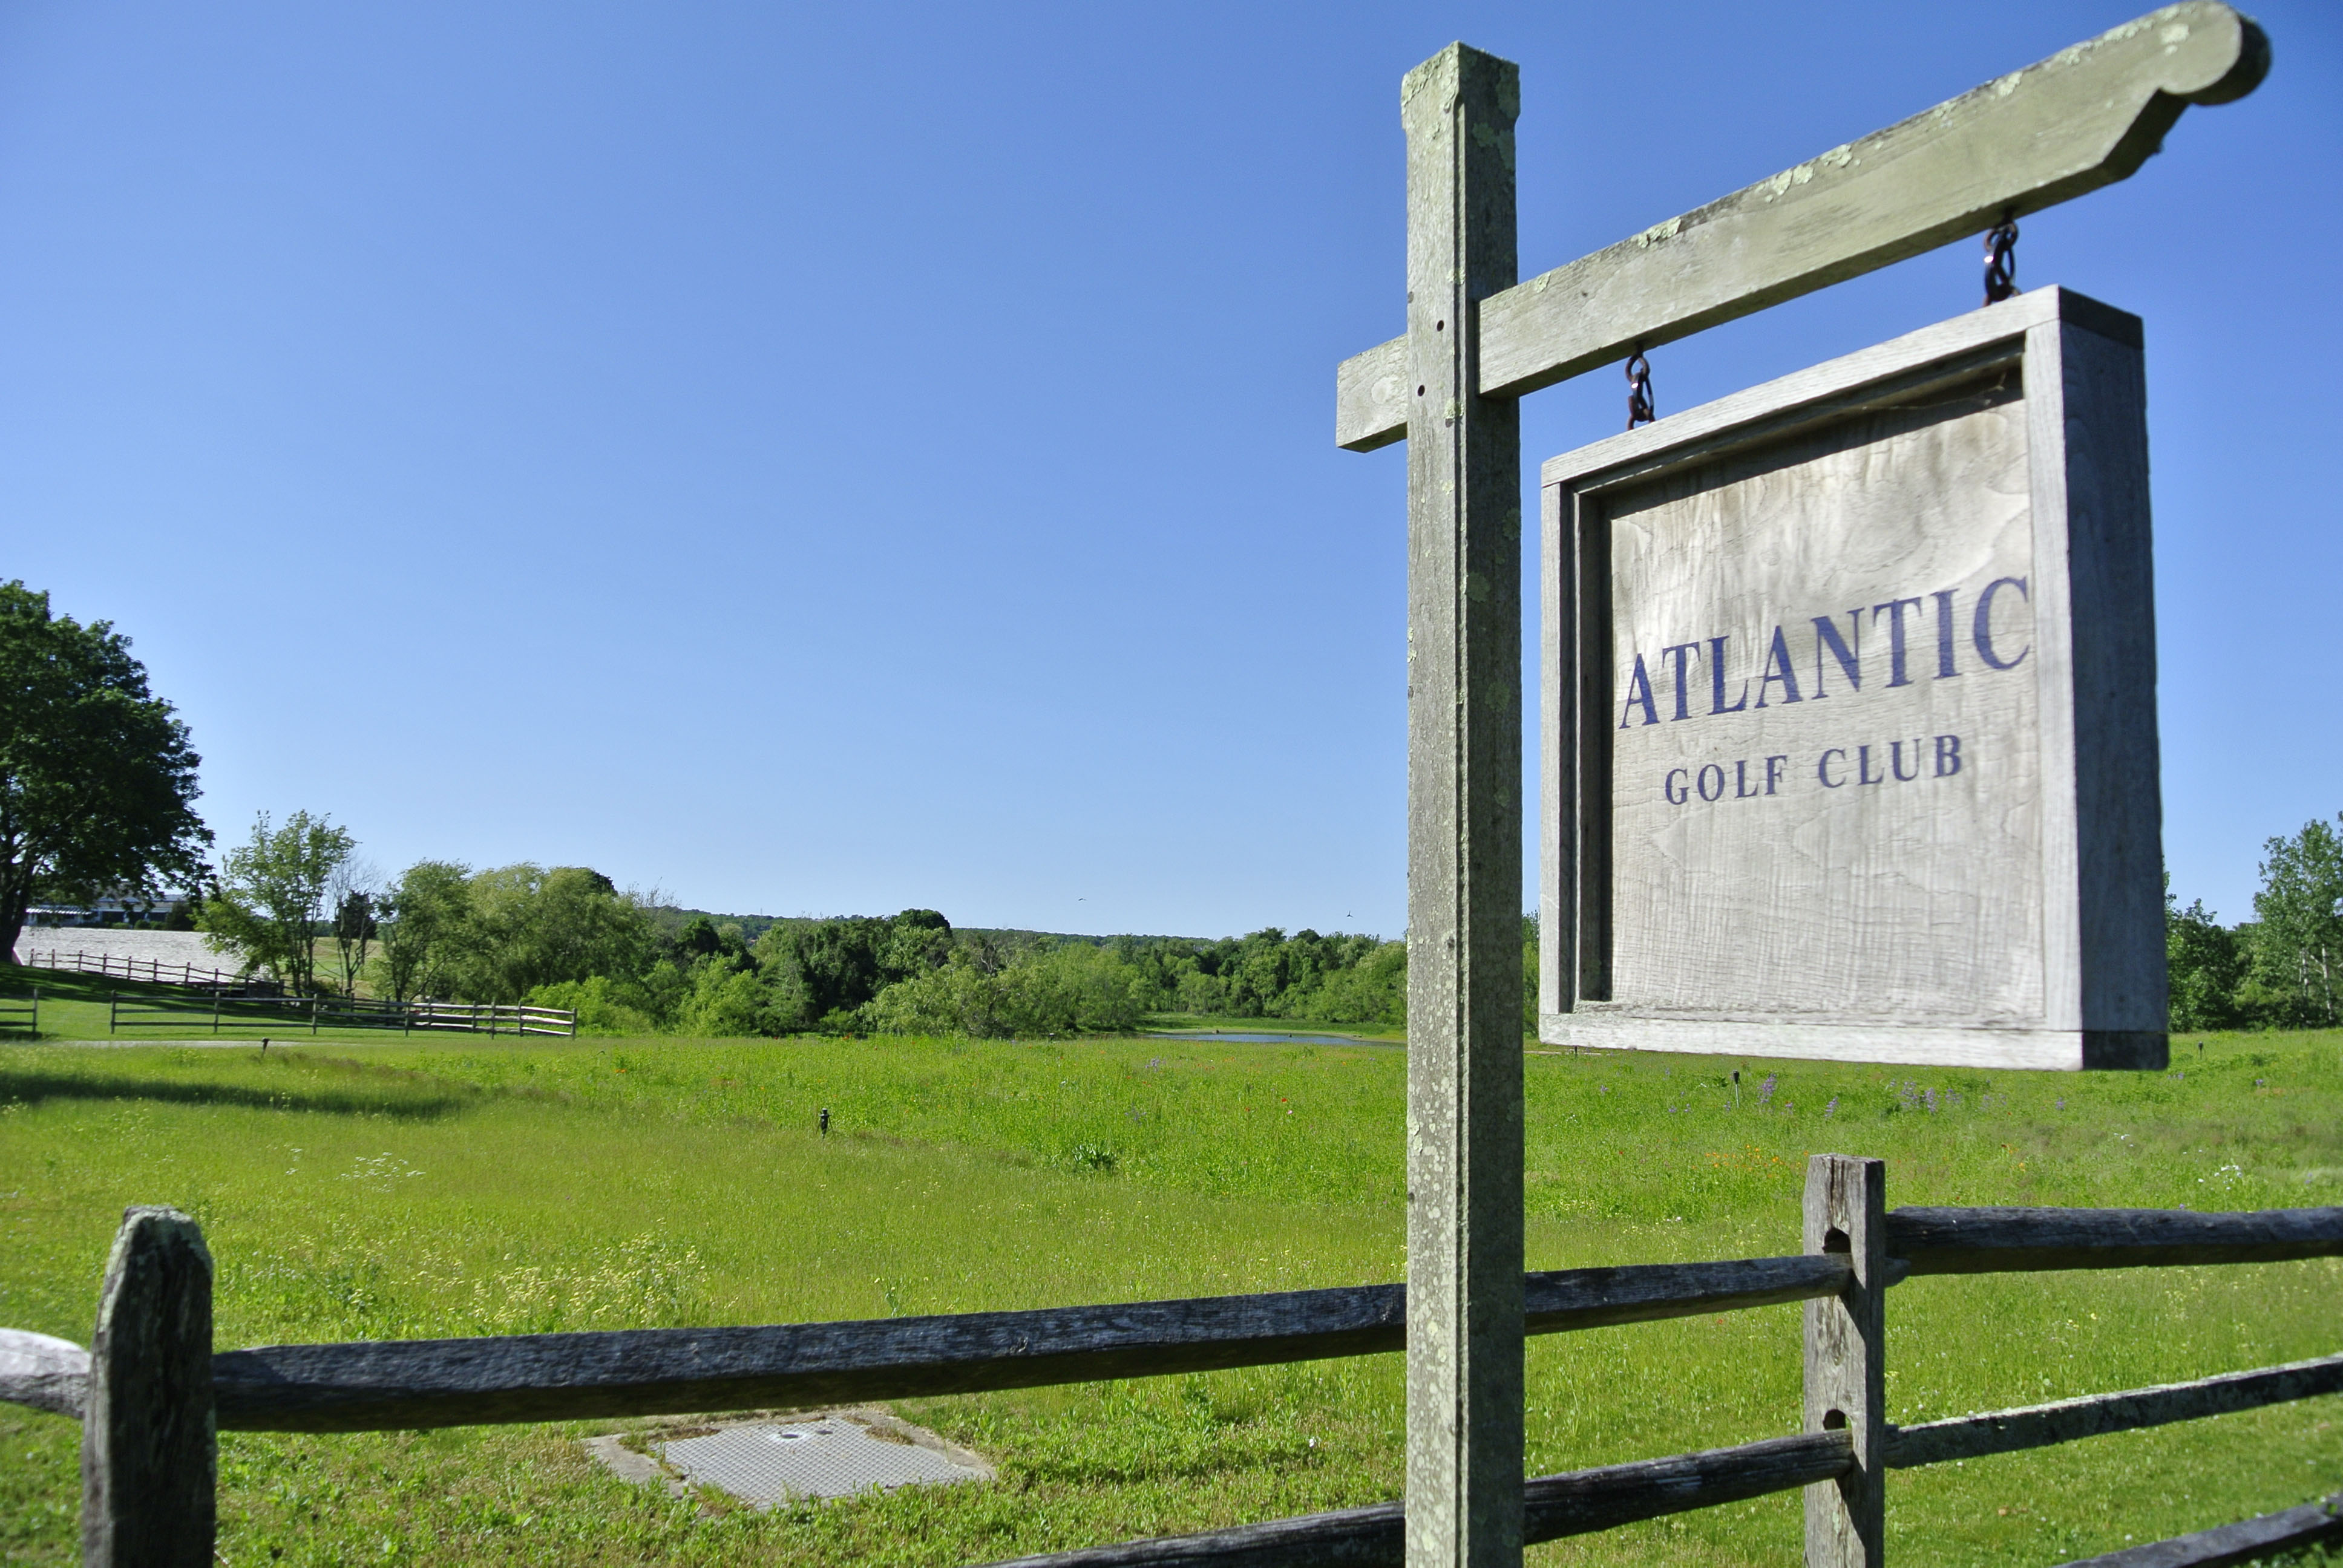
(532, 915, 1543, 1039)
(187, 798, 2341, 1040)
(2166, 814, 2343, 1031)
(6, 577, 2335, 1039)
(117, 797, 2343, 1040)
(185, 808, 1480, 1036)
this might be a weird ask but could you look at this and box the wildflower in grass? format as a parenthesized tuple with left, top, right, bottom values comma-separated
(1923, 1086, 1938, 1114)
(1824, 1096, 1838, 1119)
(1757, 1074, 1777, 1106)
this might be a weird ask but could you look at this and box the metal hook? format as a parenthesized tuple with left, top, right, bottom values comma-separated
(1625, 350, 1656, 430)
(1984, 220, 2019, 304)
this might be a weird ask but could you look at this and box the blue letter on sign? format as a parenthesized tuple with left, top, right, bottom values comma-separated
(1973, 577, 2031, 670)
(1873, 598, 1924, 688)
(1755, 627, 1802, 708)
(1812, 613, 1861, 697)
(1620, 654, 1659, 728)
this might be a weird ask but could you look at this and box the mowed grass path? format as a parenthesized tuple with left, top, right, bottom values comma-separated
(1, 1029, 2339, 1566)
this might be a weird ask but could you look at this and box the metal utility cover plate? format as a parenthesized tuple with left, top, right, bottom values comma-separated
(657, 1418, 984, 1504)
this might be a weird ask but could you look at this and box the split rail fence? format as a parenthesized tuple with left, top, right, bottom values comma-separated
(9, 947, 576, 1037)
(18, 946, 246, 990)
(1, 1155, 2338, 1567)
(0, 986, 36, 1036)
(103, 992, 578, 1038)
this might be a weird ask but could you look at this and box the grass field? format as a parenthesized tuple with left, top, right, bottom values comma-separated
(2, 1015, 2339, 1566)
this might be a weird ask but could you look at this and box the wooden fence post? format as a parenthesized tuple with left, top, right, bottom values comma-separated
(82, 1206, 215, 1568)
(1804, 1155, 1886, 1567)
(1401, 41, 1525, 1568)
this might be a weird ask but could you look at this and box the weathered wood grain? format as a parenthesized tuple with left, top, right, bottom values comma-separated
(82, 1206, 215, 1568)
(1887, 1204, 2343, 1274)
(1527, 1253, 1847, 1333)
(1524, 1430, 1853, 1543)
(1537, 287, 2166, 1070)
(2051, 1491, 2343, 1568)
(0, 1329, 87, 1419)
(969, 1431, 1852, 1566)
(205, 1255, 1848, 1432)
(1804, 1156, 1886, 1568)
(1886, 1351, 2343, 1469)
(1337, 2, 2268, 450)
(2035, 307, 2165, 1046)
(1399, 41, 1526, 1568)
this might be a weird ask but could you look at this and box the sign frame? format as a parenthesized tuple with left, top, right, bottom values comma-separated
(1539, 286, 2166, 1071)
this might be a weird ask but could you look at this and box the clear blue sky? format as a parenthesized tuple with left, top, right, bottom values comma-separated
(2, 2, 2333, 938)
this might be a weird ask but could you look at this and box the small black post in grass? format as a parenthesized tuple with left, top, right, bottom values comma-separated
(260, 1039, 268, 1054)
(1732, 1069, 1740, 1111)
(819, 1108, 830, 1137)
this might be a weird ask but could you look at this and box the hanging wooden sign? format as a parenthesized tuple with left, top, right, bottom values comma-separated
(1539, 287, 2165, 1070)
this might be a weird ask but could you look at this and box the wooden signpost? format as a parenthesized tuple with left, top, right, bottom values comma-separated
(1335, 6, 2266, 1565)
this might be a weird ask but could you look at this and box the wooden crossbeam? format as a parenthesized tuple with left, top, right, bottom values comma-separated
(1334, 2, 2268, 451)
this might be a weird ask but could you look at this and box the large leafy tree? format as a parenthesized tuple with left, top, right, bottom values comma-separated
(451, 864, 652, 1003)
(753, 909, 953, 1031)
(0, 582, 211, 955)
(376, 860, 473, 1002)
(2165, 880, 2248, 1032)
(199, 810, 355, 994)
(2249, 814, 2343, 1027)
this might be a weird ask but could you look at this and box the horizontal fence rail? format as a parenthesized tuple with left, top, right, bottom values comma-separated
(404, 1000, 577, 1036)
(2053, 1489, 2343, 1568)
(0, 987, 36, 1034)
(1888, 1204, 2343, 1273)
(0, 1330, 84, 1419)
(975, 1431, 1856, 1567)
(1887, 1351, 2343, 1469)
(5, 1184, 2339, 1565)
(1, 1255, 1852, 1432)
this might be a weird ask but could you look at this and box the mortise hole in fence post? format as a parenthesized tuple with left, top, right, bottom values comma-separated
(82, 1206, 216, 1568)
(1805, 1154, 1886, 1568)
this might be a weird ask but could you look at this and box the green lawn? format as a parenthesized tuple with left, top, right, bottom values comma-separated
(2, 1027, 2339, 1566)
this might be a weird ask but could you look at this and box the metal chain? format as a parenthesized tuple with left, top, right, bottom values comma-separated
(1984, 218, 2019, 304)
(1625, 349, 1656, 430)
